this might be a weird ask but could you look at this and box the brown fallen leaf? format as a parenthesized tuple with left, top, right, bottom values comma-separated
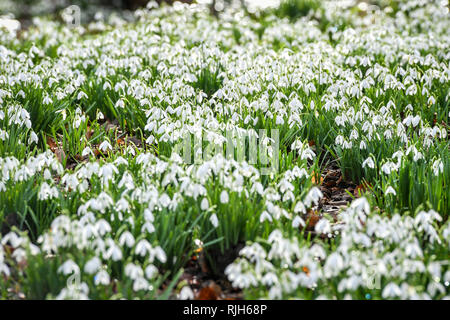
(86, 126, 94, 140)
(195, 281, 222, 300)
(300, 209, 321, 232)
(46, 136, 65, 163)
(198, 250, 209, 274)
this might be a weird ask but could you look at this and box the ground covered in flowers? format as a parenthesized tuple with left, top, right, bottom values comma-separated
(0, 0, 449, 299)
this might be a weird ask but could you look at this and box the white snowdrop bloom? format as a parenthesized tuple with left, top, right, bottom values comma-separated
(119, 231, 135, 248)
(81, 147, 93, 157)
(77, 91, 88, 100)
(95, 219, 111, 235)
(12, 248, 27, 262)
(220, 190, 229, 204)
(268, 285, 282, 299)
(145, 264, 158, 279)
(58, 259, 80, 276)
(133, 277, 150, 291)
(335, 135, 344, 145)
(43, 95, 52, 105)
(98, 140, 112, 152)
(324, 252, 344, 277)
(94, 270, 110, 286)
(125, 263, 144, 280)
(56, 283, 90, 300)
(412, 115, 421, 127)
(260, 211, 272, 223)
(404, 241, 423, 259)
(210, 213, 219, 228)
(29, 131, 38, 144)
(359, 140, 367, 150)
(432, 159, 444, 176)
(303, 187, 323, 207)
(96, 111, 105, 120)
(427, 262, 442, 279)
(115, 198, 129, 212)
(135, 239, 152, 257)
(385, 186, 396, 196)
(84, 257, 101, 274)
(0, 129, 8, 141)
(106, 244, 123, 261)
(200, 197, 209, 210)
(262, 272, 279, 286)
(179, 286, 194, 300)
(143, 209, 154, 222)
(0, 262, 10, 277)
(381, 162, 394, 175)
(292, 216, 305, 228)
(159, 193, 171, 208)
(362, 157, 375, 169)
(118, 171, 134, 190)
(141, 222, 155, 234)
(382, 282, 402, 298)
(427, 281, 445, 297)
(153, 246, 167, 263)
(315, 219, 331, 235)
(350, 197, 370, 216)
(294, 201, 306, 214)
(38, 182, 59, 200)
(115, 99, 125, 109)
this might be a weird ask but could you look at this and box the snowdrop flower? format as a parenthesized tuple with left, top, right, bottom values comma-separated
(385, 186, 396, 196)
(159, 193, 171, 208)
(105, 243, 122, 261)
(145, 264, 158, 279)
(95, 219, 111, 235)
(153, 246, 167, 263)
(359, 140, 367, 150)
(210, 214, 219, 228)
(38, 182, 59, 200)
(141, 222, 155, 234)
(115, 99, 125, 109)
(303, 187, 323, 207)
(220, 190, 229, 204)
(179, 286, 194, 300)
(133, 277, 150, 291)
(362, 157, 375, 169)
(98, 140, 112, 152)
(77, 91, 88, 100)
(29, 131, 38, 144)
(200, 197, 209, 210)
(94, 270, 110, 286)
(260, 211, 272, 223)
(427, 281, 445, 297)
(324, 252, 344, 276)
(81, 147, 93, 157)
(292, 216, 305, 228)
(382, 282, 402, 298)
(135, 239, 152, 257)
(125, 263, 144, 280)
(84, 257, 101, 274)
(432, 159, 444, 176)
(315, 219, 331, 235)
(119, 231, 135, 248)
(58, 259, 80, 276)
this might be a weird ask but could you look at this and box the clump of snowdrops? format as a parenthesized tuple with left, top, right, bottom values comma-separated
(0, 0, 449, 299)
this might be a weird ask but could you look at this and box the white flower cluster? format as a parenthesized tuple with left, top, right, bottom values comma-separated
(226, 198, 450, 299)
